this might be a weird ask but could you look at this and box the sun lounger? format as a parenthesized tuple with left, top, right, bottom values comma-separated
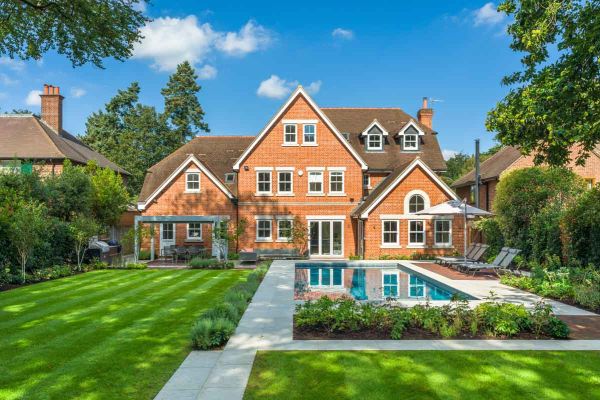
(446, 244, 490, 269)
(436, 243, 478, 265)
(457, 248, 520, 275)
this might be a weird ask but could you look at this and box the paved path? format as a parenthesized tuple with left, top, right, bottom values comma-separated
(155, 260, 600, 400)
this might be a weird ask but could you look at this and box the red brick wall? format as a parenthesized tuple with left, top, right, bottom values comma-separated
(363, 166, 462, 258)
(236, 94, 364, 256)
(141, 161, 236, 254)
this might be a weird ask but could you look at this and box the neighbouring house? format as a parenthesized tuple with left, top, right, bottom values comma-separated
(137, 87, 466, 259)
(0, 84, 129, 176)
(452, 145, 600, 211)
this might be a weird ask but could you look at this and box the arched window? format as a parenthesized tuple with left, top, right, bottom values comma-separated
(408, 194, 425, 213)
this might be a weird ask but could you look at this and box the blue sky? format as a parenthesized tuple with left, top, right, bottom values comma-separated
(0, 1, 521, 157)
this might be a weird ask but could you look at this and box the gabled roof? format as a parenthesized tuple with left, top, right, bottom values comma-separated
(452, 146, 523, 188)
(138, 135, 254, 204)
(322, 108, 446, 171)
(233, 86, 368, 171)
(397, 120, 425, 136)
(360, 119, 389, 136)
(352, 157, 458, 218)
(0, 114, 128, 174)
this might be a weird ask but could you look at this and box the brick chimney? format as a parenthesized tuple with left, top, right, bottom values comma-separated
(417, 97, 433, 129)
(40, 84, 64, 133)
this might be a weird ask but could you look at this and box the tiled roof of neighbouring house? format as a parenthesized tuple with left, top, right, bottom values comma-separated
(451, 146, 524, 188)
(138, 135, 255, 202)
(0, 114, 129, 174)
(322, 108, 446, 172)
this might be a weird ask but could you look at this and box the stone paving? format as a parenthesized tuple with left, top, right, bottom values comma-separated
(154, 259, 600, 400)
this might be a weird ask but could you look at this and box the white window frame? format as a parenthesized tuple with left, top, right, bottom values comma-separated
(283, 124, 297, 145)
(328, 170, 345, 195)
(382, 271, 399, 299)
(303, 124, 317, 145)
(381, 220, 400, 247)
(256, 171, 272, 195)
(276, 218, 293, 242)
(308, 171, 324, 195)
(363, 174, 371, 189)
(308, 268, 344, 288)
(185, 172, 200, 193)
(256, 219, 272, 242)
(277, 170, 293, 195)
(366, 132, 383, 151)
(408, 220, 426, 247)
(404, 190, 430, 214)
(186, 223, 203, 241)
(224, 173, 235, 183)
(434, 219, 452, 247)
(403, 134, 419, 150)
(408, 275, 426, 298)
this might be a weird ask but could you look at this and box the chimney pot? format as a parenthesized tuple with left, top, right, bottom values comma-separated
(422, 97, 428, 109)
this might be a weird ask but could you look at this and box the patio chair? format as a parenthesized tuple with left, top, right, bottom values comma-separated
(456, 247, 519, 276)
(436, 243, 481, 265)
(239, 250, 258, 263)
(446, 244, 490, 269)
(162, 245, 176, 259)
(174, 246, 190, 263)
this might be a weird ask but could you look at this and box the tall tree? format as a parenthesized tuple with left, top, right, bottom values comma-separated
(82, 82, 175, 194)
(161, 61, 210, 144)
(0, 0, 147, 68)
(487, 0, 600, 166)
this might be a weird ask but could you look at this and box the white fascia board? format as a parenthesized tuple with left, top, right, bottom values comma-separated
(360, 119, 389, 137)
(397, 119, 425, 136)
(233, 86, 368, 171)
(360, 158, 458, 218)
(139, 154, 234, 209)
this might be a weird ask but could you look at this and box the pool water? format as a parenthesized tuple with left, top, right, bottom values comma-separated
(294, 262, 474, 301)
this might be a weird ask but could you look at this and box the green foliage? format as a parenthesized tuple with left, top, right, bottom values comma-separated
(124, 262, 147, 270)
(10, 201, 47, 281)
(445, 145, 502, 183)
(493, 167, 585, 257)
(0, 1, 147, 68)
(45, 160, 93, 220)
(529, 201, 564, 261)
(191, 318, 236, 350)
(474, 302, 530, 337)
(189, 257, 234, 269)
(473, 217, 504, 257)
(487, 1, 600, 166)
(69, 214, 101, 271)
(561, 186, 600, 265)
(87, 162, 131, 227)
(161, 61, 210, 143)
(137, 249, 151, 260)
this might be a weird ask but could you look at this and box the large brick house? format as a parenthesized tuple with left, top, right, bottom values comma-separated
(0, 84, 128, 176)
(138, 87, 465, 259)
(452, 145, 600, 211)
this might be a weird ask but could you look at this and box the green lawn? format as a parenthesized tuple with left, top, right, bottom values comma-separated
(245, 350, 600, 400)
(0, 269, 250, 400)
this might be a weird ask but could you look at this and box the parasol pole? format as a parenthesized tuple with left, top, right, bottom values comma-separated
(463, 198, 468, 263)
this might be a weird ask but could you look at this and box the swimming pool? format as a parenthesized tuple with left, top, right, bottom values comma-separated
(294, 262, 475, 301)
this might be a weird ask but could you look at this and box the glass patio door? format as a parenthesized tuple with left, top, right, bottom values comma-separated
(308, 220, 343, 257)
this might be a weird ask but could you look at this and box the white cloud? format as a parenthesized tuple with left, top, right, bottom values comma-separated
(70, 87, 87, 98)
(0, 57, 25, 71)
(0, 73, 18, 85)
(216, 20, 272, 56)
(473, 3, 505, 26)
(198, 65, 217, 79)
(442, 149, 460, 160)
(257, 75, 322, 99)
(133, 16, 273, 72)
(332, 28, 354, 40)
(305, 80, 322, 95)
(25, 90, 42, 106)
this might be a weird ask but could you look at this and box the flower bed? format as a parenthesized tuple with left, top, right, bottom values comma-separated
(190, 261, 271, 349)
(294, 296, 570, 340)
(189, 257, 234, 270)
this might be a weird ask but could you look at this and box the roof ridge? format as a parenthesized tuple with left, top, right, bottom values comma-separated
(193, 135, 255, 138)
(321, 107, 403, 110)
(31, 116, 68, 159)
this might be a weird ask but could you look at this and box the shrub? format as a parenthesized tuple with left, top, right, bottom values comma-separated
(227, 252, 240, 260)
(190, 317, 236, 350)
(561, 186, 600, 266)
(543, 317, 570, 339)
(189, 257, 234, 269)
(124, 262, 147, 270)
(474, 302, 530, 337)
(138, 250, 151, 260)
(474, 217, 504, 257)
(202, 302, 241, 323)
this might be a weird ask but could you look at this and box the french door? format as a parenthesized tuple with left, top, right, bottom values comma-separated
(160, 223, 175, 255)
(309, 220, 343, 257)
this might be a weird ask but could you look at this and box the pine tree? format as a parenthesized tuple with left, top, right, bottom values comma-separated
(161, 61, 210, 144)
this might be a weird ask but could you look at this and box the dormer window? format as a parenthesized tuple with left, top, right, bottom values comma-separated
(366, 127, 383, 151)
(403, 133, 418, 150)
(398, 121, 424, 151)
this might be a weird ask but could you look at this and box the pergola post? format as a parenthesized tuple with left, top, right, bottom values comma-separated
(150, 223, 155, 261)
(133, 216, 140, 262)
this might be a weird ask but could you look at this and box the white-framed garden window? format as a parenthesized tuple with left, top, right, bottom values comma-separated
(277, 170, 293, 195)
(382, 271, 399, 298)
(256, 219, 272, 242)
(187, 223, 202, 240)
(303, 124, 316, 145)
(408, 220, 425, 246)
(256, 171, 272, 195)
(277, 218, 293, 242)
(308, 268, 344, 287)
(434, 219, 452, 247)
(329, 170, 344, 195)
(381, 220, 400, 247)
(185, 172, 200, 192)
(308, 171, 324, 194)
(283, 124, 297, 145)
